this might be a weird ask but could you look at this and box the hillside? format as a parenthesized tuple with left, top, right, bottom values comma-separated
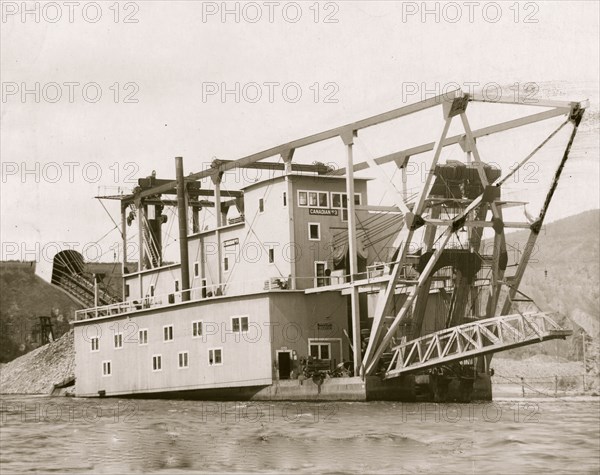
(0, 262, 81, 362)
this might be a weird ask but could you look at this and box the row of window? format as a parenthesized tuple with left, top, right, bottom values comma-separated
(298, 191, 361, 210)
(90, 317, 249, 352)
(101, 348, 223, 376)
(256, 191, 362, 216)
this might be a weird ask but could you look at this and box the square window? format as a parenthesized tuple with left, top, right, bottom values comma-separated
(178, 351, 189, 368)
(232, 316, 249, 333)
(152, 355, 162, 371)
(102, 360, 111, 376)
(309, 343, 331, 360)
(114, 333, 123, 349)
(163, 325, 173, 342)
(139, 329, 148, 345)
(298, 191, 308, 207)
(308, 192, 318, 206)
(308, 223, 321, 241)
(91, 337, 99, 352)
(192, 321, 203, 338)
(354, 193, 361, 205)
(209, 348, 222, 366)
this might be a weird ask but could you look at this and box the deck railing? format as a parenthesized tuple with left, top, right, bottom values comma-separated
(74, 276, 318, 321)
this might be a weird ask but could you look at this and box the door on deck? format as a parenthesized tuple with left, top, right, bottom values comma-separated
(277, 352, 292, 380)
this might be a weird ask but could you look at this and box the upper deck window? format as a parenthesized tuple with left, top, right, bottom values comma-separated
(298, 190, 329, 209)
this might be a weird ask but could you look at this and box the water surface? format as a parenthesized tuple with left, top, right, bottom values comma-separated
(1, 396, 598, 474)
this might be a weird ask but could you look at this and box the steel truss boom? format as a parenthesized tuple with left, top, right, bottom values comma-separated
(385, 312, 572, 378)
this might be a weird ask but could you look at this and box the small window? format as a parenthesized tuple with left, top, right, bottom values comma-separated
(308, 223, 321, 241)
(125, 284, 130, 298)
(139, 329, 148, 345)
(152, 355, 162, 371)
(331, 193, 342, 208)
(91, 337, 99, 352)
(178, 351, 189, 368)
(268, 247, 274, 264)
(354, 193, 362, 205)
(192, 321, 203, 338)
(174, 280, 180, 292)
(163, 325, 173, 342)
(102, 360, 112, 376)
(318, 192, 328, 208)
(208, 348, 223, 366)
(315, 261, 328, 287)
(309, 343, 331, 360)
(232, 316, 249, 333)
(308, 192, 318, 206)
(224, 257, 229, 272)
(194, 262, 200, 278)
(150, 285, 155, 297)
(283, 192, 287, 207)
(114, 333, 123, 349)
(298, 191, 307, 207)
(259, 198, 264, 213)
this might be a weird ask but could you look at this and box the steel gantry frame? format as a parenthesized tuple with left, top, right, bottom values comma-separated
(111, 88, 587, 377)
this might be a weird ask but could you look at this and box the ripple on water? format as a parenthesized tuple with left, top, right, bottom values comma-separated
(0, 397, 598, 474)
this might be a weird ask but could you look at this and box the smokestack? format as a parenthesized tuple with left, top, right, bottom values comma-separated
(175, 156, 190, 302)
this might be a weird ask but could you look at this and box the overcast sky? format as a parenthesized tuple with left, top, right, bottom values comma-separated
(1, 0, 599, 265)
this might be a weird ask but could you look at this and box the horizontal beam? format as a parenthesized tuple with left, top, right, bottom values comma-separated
(139, 92, 458, 198)
(355, 205, 403, 213)
(121, 188, 243, 204)
(331, 107, 571, 176)
(470, 93, 586, 109)
(140, 198, 237, 208)
(424, 219, 532, 229)
(213, 159, 332, 174)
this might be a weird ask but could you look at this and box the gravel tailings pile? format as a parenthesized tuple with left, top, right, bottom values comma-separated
(0, 330, 74, 394)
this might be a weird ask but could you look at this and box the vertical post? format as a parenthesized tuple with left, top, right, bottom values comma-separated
(213, 172, 223, 288)
(93, 273, 99, 318)
(175, 157, 191, 302)
(401, 163, 408, 201)
(136, 198, 144, 298)
(582, 330, 587, 391)
(121, 203, 127, 299)
(342, 130, 361, 376)
(282, 150, 296, 289)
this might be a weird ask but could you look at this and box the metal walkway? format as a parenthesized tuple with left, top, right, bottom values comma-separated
(384, 312, 572, 379)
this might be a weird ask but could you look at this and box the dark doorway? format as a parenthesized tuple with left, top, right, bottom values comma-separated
(278, 352, 291, 380)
